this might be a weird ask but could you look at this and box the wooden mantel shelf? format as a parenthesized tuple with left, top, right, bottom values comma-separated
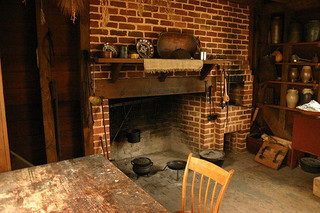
(92, 58, 231, 82)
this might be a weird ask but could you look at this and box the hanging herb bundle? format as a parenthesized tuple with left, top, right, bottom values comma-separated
(100, 0, 109, 27)
(57, 0, 87, 23)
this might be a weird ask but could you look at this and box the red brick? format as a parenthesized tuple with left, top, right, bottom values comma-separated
(201, 2, 211, 7)
(161, 20, 174, 26)
(175, 9, 187, 16)
(144, 5, 159, 12)
(137, 25, 152, 31)
(153, 13, 168, 19)
(108, 16, 126, 23)
(183, 4, 194, 10)
(195, 6, 206, 12)
(128, 17, 143, 23)
(187, 23, 199, 29)
(119, 23, 135, 30)
(206, 20, 217, 26)
(90, 6, 99, 13)
(153, 26, 166, 32)
(182, 16, 193, 22)
(100, 37, 118, 43)
(145, 32, 158, 38)
(105, 22, 118, 28)
(90, 21, 99, 28)
(128, 31, 143, 37)
(120, 9, 136, 16)
(128, 3, 138, 9)
(171, 2, 183, 8)
(108, 8, 118, 14)
(188, 11, 200, 18)
(110, 1, 126, 8)
(146, 18, 159, 25)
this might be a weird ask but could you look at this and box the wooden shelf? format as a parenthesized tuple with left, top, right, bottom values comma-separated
(92, 58, 232, 82)
(265, 81, 319, 88)
(275, 62, 320, 66)
(270, 41, 320, 46)
(258, 103, 300, 112)
(93, 58, 231, 65)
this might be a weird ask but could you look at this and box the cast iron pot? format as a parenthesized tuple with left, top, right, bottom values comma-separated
(199, 150, 225, 167)
(127, 129, 140, 143)
(131, 157, 153, 176)
(300, 157, 320, 173)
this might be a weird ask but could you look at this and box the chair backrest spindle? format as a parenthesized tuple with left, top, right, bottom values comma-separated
(180, 153, 234, 213)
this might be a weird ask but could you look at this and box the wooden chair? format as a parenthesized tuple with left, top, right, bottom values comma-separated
(179, 153, 234, 213)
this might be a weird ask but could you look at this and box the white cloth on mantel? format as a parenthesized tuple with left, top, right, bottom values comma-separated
(296, 100, 320, 112)
(144, 59, 203, 73)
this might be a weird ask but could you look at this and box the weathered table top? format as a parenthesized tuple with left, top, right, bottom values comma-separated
(0, 155, 169, 212)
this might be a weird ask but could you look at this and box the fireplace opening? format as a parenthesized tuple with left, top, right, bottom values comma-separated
(109, 94, 203, 160)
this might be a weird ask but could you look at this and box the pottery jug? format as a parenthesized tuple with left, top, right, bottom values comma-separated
(286, 89, 299, 108)
(300, 88, 313, 105)
(288, 22, 302, 43)
(300, 66, 313, 83)
(289, 67, 299, 82)
(271, 16, 283, 44)
(305, 20, 320, 42)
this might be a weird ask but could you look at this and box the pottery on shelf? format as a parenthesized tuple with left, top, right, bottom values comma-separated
(305, 20, 320, 42)
(271, 16, 283, 44)
(288, 22, 302, 43)
(289, 67, 299, 82)
(300, 66, 313, 83)
(300, 88, 314, 105)
(286, 88, 299, 108)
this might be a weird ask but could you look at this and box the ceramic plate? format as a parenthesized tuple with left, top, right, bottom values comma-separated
(136, 39, 154, 58)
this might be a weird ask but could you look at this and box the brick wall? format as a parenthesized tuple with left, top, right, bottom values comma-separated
(89, 0, 252, 156)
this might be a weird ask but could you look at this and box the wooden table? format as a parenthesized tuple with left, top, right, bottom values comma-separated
(0, 155, 169, 212)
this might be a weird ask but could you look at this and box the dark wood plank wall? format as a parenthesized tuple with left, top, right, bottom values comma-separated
(0, 0, 46, 165)
(46, 0, 83, 160)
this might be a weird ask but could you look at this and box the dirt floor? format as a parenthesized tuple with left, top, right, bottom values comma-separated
(113, 151, 320, 213)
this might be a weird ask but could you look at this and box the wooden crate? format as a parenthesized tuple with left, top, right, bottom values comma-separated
(314, 177, 320, 198)
(247, 134, 292, 166)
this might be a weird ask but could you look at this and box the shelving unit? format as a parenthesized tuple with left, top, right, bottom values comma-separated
(257, 8, 320, 139)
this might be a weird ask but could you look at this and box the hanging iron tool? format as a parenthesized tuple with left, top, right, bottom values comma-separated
(205, 80, 208, 103)
(208, 85, 218, 121)
(226, 72, 230, 126)
(220, 65, 225, 109)
(101, 98, 110, 160)
(89, 60, 101, 106)
(100, 136, 106, 157)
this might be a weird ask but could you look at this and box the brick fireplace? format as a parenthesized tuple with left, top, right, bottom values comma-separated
(88, 0, 253, 158)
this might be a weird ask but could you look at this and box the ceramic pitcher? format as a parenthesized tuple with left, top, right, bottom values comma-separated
(300, 66, 313, 83)
(301, 88, 313, 105)
(289, 67, 299, 82)
(286, 89, 299, 108)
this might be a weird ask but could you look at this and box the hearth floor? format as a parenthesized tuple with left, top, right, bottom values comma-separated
(113, 151, 320, 213)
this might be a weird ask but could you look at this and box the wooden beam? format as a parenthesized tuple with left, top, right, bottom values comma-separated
(80, 3, 93, 155)
(95, 77, 212, 99)
(0, 54, 11, 172)
(35, 0, 58, 163)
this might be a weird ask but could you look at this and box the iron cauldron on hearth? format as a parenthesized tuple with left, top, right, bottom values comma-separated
(131, 157, 153, 176)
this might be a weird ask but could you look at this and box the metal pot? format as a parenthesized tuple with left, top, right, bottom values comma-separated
(127, 129, 140, 143)
(199, 150, 225, 167)
(131, 157, 153, 176)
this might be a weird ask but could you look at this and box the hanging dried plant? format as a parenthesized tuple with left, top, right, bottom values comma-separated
(22, 0, 27, 5)
(100, 0, 109, 27)
(57, 0, 87, 23)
